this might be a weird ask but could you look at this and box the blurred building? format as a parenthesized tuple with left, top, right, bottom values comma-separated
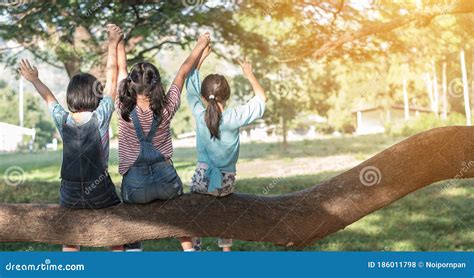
(0, 122, 36, 152)
(352, 105, 432, 135)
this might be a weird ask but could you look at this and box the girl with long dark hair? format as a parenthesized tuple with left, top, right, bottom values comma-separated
(184, 46, 267, 251)
(116, 32, 211, 251)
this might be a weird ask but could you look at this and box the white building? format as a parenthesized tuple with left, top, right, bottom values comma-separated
(0, 122, 36, 152)
(352, 105, 432, 135)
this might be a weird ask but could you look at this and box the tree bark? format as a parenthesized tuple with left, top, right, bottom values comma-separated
(0, 126, 472, 247)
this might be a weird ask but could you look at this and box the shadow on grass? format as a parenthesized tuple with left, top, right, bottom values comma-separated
(173, 134, 403, 162)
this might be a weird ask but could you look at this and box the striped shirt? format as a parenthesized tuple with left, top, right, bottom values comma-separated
(117, 84, 181, 175)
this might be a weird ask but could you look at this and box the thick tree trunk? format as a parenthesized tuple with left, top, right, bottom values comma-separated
(0, 127, 472, 247)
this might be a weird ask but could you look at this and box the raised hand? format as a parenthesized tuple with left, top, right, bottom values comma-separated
(237, 57, 266, 102)
(18, 59, 39, 82)
(197, 32, 210, 48)
(18, 59, 57, 105)
(237, 57, 253, 79)
(104, 23, 122, 99)
(106, 24, 123, 44)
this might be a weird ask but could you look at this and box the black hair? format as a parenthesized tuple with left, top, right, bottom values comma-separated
(66, 73, 102, 113)
(201, 74, 230, 140)
(118, 62, 166, 122)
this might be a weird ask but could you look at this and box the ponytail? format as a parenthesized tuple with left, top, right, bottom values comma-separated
(118, 62, 165, 122)
(201, 74, 231, 140)
(205, 97, 222, 139)
(118, 77, 136, 122)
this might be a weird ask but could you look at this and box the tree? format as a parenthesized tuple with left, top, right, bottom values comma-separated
(229, 0, 473, 140)
(255, 0, 474, 63)
(0, 1, 267, 78)
(0, 126, 472, 247)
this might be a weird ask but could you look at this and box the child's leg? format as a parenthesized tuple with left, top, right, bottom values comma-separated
(110, 245, 124, 252)
(180, 237, 195, 251)
(180, 237, 202, 251)
(218, 238, 232, 252)
(62, 245, 80, 252)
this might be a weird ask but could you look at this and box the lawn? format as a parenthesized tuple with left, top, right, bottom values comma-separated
(0, 134, 472, 251)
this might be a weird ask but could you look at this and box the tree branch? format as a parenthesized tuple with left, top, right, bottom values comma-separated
(130, 39, 183, 62)
(277, 0, 474, 63)
(0, 126, 472, 247)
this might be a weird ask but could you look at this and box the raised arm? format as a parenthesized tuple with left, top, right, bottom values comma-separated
(104, 24, 122, 100)
(18, 59, 57, 106)
(117, 31, 128, 88)
(172, 32, 210, 91)
(238, 58, 266, 102)
(196, 45, 211, 71)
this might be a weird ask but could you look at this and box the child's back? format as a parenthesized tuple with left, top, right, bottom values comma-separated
(187, 67, 265, 194)
(192, 90, 265, 181)
(185, 53, 266, 251)
(49, 75, 119, 208)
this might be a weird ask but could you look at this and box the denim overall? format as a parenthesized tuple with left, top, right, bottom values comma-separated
(59, 113, 121, 209)
(121, 108, 183, 204)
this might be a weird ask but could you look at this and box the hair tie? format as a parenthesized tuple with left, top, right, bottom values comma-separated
(209, 95, 215, 100)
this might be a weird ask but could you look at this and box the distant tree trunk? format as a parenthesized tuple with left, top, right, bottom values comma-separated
(403, 76, 409, 121)
(432, 61, 439, 117)
(63, 59, 82, 78)
(281, 116, 288, 147)
(460, 49, 472, 126)
(424, 73, 435, 114)
(442, 62, 448, 120)
(0, 127, 472, 247)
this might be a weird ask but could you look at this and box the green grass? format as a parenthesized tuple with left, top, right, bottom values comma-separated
(0, 134, 472, 251)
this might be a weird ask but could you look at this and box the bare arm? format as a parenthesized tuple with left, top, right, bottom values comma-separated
(104, 24, 122, 100)
(196, 45, 211, 71)
(117, 35, 128, 86)
(172, 32, 210, 91)
(238, 58, 266, 102)
(18, 59, 57, 106)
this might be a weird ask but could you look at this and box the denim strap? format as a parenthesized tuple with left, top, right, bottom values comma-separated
(130, 108, 160, 142)
(130, 108, 146, 141)
(146, 114, 160, 142)
(62, 112, 69, 124)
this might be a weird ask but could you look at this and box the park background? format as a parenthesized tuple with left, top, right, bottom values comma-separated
(0, 0, 472, 251)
